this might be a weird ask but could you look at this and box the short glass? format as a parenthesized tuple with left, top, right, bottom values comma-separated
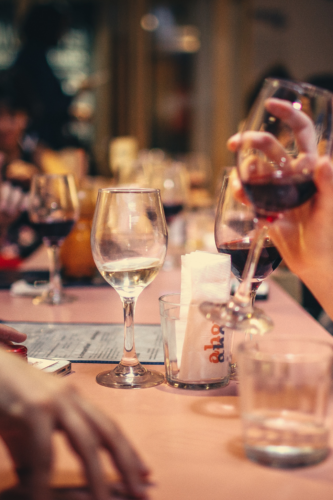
(238, 336, 333, 468)
(159, 293, 232, 390)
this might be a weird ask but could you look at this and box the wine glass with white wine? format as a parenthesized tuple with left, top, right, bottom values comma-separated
(91, 187, 168, 388)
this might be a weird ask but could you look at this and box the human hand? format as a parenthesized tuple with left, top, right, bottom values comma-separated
(230, 98, 318, 190)
(0, 324, 27, 344)
(0, 349, 151, 500)
(227, 98, 333, 318)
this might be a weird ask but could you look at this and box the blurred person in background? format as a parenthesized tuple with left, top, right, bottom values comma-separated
(11, 2, 79, 151)
(0, 69, 43, 267)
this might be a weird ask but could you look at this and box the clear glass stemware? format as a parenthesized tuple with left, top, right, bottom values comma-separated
(201, 78, 333, 334)
(29, 173, 79, 305)
(91, 187, 168, 389)
(215, 170, 282, 318)
(215, 169, 283, 376)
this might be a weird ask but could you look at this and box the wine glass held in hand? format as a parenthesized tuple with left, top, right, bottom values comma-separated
(91, 187, 168, 389)
(201, 78, 333, 334)
(29, 174, 79, 305)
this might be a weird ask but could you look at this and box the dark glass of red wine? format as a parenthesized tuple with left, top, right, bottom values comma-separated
(215, 192, 283, 300)
(29, 174, 79, 305)
(201, 79, 333, 335)
(213, 170, 283, 378)
(212, 170, 282, 331)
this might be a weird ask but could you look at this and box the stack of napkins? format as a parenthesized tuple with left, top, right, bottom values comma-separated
(177, 251, 231, 381)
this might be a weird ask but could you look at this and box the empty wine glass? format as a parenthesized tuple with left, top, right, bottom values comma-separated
(91, 187, 168, 389)
(201, 78, 333, 334)
(29, 173, 79, 305)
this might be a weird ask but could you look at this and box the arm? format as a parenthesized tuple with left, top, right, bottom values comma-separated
(0, 348, 150, 500)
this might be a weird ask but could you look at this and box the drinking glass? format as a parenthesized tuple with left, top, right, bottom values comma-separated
(158, 161, 188, 224)
(201, 78, 333, 334)
(151, 160, 188, 268)
(238, 336, 333, 467)
(216, 169, 282, 326)
(29, 174, 79, 305)
(91, 188, 168, 389)
(214, 170, 283, 376)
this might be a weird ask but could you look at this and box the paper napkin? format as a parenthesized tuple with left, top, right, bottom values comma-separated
(177, 251, 231, 381)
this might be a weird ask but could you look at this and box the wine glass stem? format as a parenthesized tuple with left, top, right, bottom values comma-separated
(250, 289, 257, 308)
(47, 244, 62, 303)
(234, 223, 268, 306)
(121, 297, 139, 367)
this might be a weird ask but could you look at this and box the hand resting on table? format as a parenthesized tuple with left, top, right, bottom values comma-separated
(0, 346, 150, 500)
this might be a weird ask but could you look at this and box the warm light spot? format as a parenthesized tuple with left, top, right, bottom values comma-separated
(141, 14, 159, 31)
(292, 101, 302, 110)
(163, 179, 174, 189)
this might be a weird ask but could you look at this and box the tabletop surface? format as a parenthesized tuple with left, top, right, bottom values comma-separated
(0, 266, 333, 500)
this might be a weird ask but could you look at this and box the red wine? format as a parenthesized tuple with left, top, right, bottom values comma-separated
(33, 220, 75, 245)
(163, 203, 184, 223)
(243, 174, 316, 216)
(218, 239, 282, 282)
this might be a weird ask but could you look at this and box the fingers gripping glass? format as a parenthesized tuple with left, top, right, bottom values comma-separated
(201, 79, 333, 335)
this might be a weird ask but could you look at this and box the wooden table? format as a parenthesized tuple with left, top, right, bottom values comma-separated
(0, 268, 332, 500)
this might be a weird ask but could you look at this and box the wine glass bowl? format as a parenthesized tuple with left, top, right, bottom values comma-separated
(91, 187, 167, 389)
(153, 160, 188, 224)
(238, 78, 333, 219)
(29, 173, 79, 305)
(215, 171, 282, 298)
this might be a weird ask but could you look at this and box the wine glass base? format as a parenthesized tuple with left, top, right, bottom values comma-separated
(96, 362, 165, 389)
(33, 290, 76, 306)
(199, 301, 273, 335)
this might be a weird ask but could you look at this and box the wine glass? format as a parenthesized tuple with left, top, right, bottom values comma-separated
(91, 187, 168, 389)
(215, 169, 282, 311)
(201, 78, 333, 333)
(29, 173, 79, 305)
(151, 160, 188, 268)
(215, 169, 283, 376)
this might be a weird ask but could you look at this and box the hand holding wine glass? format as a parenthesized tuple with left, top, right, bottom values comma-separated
(29, 174, 79, 305)
(91, 188, 167, 389)
(201, 78, 333, 334)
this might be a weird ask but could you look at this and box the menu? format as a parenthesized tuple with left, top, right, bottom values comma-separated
(4, 321, 164, 364)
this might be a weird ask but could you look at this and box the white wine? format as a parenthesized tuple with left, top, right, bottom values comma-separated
(100, 256, 162, 297)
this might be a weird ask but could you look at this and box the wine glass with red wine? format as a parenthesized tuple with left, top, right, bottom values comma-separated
(215, 169, 282, 376)
(29, 173, 79, 305)
(201, 78, 333, 334)
(215, 169, 282, 307)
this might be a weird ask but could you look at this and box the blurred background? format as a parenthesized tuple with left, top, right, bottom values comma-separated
(1, 0, 333, 184)
(1, 0, 333, 322)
